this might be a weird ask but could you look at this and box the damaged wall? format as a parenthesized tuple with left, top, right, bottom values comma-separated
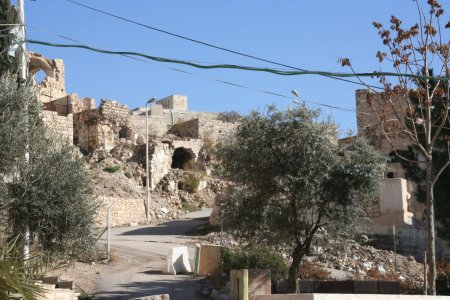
(29, 52, 66, 103)
(149, 139, 203, 190)
(73, 100, 133, 153)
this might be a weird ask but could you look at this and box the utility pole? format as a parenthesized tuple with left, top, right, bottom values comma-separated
(17, 0, 29, 260)
(145, 98, 156, 223)
(17, 0, 27, 85)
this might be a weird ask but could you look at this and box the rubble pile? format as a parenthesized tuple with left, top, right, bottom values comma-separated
(88, 140, 227, 225)
(315, 238, 424, 285)
(201, 231, 424, 290)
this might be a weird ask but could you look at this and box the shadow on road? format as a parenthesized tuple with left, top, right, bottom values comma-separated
(119, 218, 208, 236)
(95, 276, 204, 300)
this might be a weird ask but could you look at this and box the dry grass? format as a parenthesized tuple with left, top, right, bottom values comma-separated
(298, 260, 331, 280)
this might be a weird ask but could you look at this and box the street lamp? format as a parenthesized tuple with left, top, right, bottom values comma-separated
(146, 97, 156, 223)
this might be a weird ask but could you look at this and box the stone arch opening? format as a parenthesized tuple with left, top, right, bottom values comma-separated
(28, 54, 54, 80)
(171, 147, 195, 169)
(119, 125, 133, 140)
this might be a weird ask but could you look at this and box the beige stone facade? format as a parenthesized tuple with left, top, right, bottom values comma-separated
(355, 89, 424, 225)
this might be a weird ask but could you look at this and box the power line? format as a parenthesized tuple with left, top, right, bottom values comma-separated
(27, 39, 450, 82)
(26, 29, 450, 128)
(26, 26, 354, 112)
(64, 0, 382, 90)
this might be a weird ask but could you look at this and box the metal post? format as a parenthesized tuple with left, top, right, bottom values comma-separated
(107, 203, 115, 261)
(145, 98, 156, 224)
(220, 205, 224, 246)
(393, 225, 397, 272)
(145, 102, 150, 224)
(424, 251, 428, 295)
(17, 0, 30, 261)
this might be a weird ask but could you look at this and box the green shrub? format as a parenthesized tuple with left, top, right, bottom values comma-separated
(437, 264, 450, 295)
(124, 171, 133, 179)
(183, 173, 201, 193)
(182, 202, 200, 212)
(103, 165, 121, 173)
(77, 291, 94, 300)
(221, 246, 288, 281)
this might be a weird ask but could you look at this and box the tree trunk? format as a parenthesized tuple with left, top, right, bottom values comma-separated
(425, 158, 436, 295)
(287, 243, 304, 293)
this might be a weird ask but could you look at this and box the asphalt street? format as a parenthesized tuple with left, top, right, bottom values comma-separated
(95, 208, 212, 299)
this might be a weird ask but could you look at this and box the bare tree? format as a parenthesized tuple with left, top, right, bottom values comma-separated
(343, 0, 450, 294)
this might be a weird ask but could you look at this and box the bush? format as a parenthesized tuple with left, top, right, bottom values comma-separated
(437, 262, 450, 295)
(124, 171, 133, 179)
(217, 111, 242, 123)
(182, 173, 201, 194)
(103, 165, 120, 173)
(222, 246, 288, 281)
(182, 202, 200, 212)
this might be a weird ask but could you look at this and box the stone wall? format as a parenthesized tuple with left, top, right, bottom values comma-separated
(131, 109, 219, 138)
(41, 110, 73, 144)
(98, 100, 133, 151)
(73, 109, 100, 153)
(355, 89, 411, 153)
(74, 100, 133, 153)
(198, 119, 238, 142)
(46, 94, 95, 114)
(133, 115, 168, 137)
(96, 196, 146, 227)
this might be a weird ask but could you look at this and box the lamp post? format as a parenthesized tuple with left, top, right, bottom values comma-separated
(145, 98, 156, 223)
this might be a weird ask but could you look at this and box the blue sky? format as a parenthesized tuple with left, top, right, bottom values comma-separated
(19, 0, 428, 133)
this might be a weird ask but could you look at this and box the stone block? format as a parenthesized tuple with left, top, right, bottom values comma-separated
(230, 269, 248, 300)
(197, 244, 222, 276)
(248, 269, 271, 299)
(164, 246, 192, 275)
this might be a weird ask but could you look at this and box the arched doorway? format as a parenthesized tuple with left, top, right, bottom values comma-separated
(171, 147, 195, 169)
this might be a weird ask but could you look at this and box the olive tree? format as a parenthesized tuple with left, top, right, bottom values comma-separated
(0, 74, 98, 259)
(0, 0, 18, 76)
(216, 105, 386, 293)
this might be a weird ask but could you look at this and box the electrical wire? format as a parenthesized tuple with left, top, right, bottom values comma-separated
(64, 0, 383, 90)
(26, 25, 353, 112)
(26, 39, 450, 82)
(25, 27, 450, 131)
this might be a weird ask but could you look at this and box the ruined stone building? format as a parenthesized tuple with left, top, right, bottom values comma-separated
(355, 89, 424, 227)
(29, 53, 237, 226)
(31, 52, 421, 230)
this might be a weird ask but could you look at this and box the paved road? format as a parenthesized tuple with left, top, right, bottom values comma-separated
(95, 208, 212, 300)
